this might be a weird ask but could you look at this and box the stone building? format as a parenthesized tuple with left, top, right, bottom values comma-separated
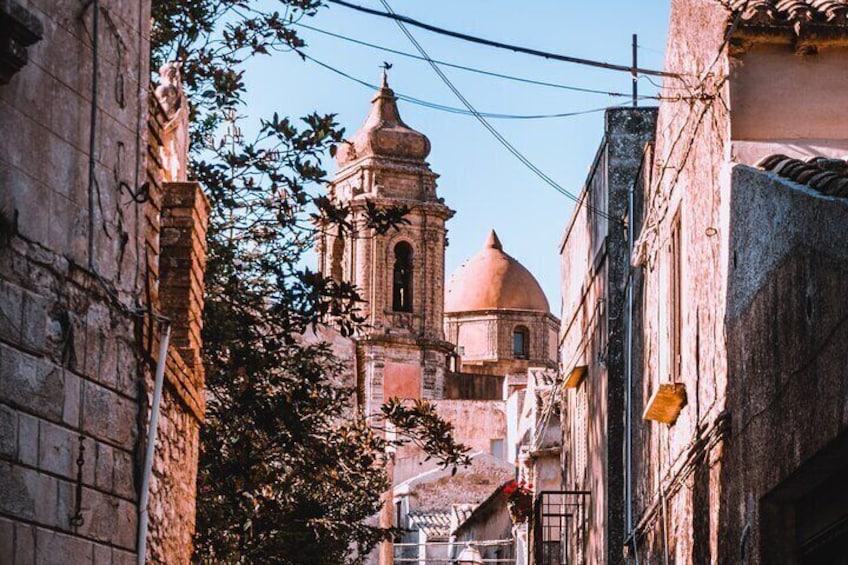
(445, 230, 559, 378)
(320, 75, 562, 564)
(553, 1, 848, 564)
(0, 2, 208, 563)
(320, 71, 455, 418)
(557, 107, 657, 565)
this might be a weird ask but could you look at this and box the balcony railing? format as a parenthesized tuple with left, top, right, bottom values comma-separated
(393, 539, 514, 563)
(533, 491, 590, 565)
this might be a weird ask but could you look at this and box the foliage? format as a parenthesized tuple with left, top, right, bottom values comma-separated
(504, 479, 534, 524)
(150, 1, 469, 563)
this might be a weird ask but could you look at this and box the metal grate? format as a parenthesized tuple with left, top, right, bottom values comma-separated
(533, 491, 590, 565)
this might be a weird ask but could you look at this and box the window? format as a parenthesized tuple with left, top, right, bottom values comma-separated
(513, 326, 529, 359)
(392, 242, 413, 312)
(669, 213, 681, 382)
(330, 236, 344, 281)
(490, 438, 504, 459)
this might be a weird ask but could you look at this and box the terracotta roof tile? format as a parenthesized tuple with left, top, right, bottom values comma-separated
(408, 511, 453, 539)
(756, 154, 848, 197)
(452, 503, 476, 526)
(730, 0, 848, 26)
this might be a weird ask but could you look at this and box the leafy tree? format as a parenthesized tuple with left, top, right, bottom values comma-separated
(150, 2, 469, 563)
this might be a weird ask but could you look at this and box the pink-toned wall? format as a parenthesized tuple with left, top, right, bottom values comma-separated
(630, 1, 731, 562)
(384, 362, 422, 400)
(632, 4, 848, 565)
(445, 310, 558, 376)
(392, 400, 508, 484)
(730, 43, 848, 164)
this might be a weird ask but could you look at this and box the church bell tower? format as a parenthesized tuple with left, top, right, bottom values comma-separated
(318, 72, 454, 412)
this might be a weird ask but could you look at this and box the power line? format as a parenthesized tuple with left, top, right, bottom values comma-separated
(295, 22, 665, 100)
(375, 0, 619, 223)
(301, 53, 636, 121)
(327, 0, 681, 79)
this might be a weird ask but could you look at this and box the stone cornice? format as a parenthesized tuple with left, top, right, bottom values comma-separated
(332, 154, 439, 183)
(348, 195, 455, 220)
(355, 333, 455, 353)
(445, 309, 561, 325)
(0, 0, 43, 84)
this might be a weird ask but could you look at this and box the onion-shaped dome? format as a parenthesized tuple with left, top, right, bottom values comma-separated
(335, 71, 430, 165)
(445, 230, 550, 313)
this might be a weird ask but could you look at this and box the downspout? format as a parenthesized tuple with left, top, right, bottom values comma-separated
(625, 180, 637, 563)
(137, 321, 171, 565)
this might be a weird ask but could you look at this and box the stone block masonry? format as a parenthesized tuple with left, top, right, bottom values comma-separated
(0, 1, 209, 563)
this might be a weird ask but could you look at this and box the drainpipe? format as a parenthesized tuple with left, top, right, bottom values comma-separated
(625, 181, 636, 558)
(137, 321, 171, 565)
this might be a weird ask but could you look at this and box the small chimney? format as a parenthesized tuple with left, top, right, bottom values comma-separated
(160, 182, 209, 377)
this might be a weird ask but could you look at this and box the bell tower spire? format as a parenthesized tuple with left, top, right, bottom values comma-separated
(318, 75, 455, 409)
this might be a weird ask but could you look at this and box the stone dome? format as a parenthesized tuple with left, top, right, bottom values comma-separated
(335, 72, 430, 166)
(445, 230, 550, 313)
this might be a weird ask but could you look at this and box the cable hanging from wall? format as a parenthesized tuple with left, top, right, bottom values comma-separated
(374, 0, 622, 223)
(327, 0, 683, 79)
(295, 21, 669, 100)
(301, 53, 642, 120)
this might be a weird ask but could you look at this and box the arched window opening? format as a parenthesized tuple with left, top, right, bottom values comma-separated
(513, 326, 529, 359)
(330, 237, 344, 281)
(392, 242, 413, 312)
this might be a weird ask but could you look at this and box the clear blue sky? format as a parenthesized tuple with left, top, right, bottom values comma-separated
(242, 1, 671, 314)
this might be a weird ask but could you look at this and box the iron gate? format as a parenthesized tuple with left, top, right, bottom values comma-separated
(533, 491, 589, 565)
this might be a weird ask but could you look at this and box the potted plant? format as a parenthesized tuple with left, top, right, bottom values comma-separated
(504, 479, 533, 524)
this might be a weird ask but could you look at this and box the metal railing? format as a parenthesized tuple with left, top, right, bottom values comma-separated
(532, 491, 590, 565)
(394, 539, 514, 563)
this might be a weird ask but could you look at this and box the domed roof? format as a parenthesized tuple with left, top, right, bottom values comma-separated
(335, 71, 430, 166)
(445, 230, 550, 313)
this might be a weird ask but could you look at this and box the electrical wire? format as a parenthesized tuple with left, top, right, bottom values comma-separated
(327, 0, 682, 79)
(295, 21, 666, 100)
(301, 53, 637, 121)
(375, 0, 620, 222)
(87, 0, 100, 270)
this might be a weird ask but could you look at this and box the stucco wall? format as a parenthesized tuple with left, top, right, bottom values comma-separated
(393, 399, 507, 484)
(730, 44, 848, 144)
(630, 1, 731, 562)
(729, 43, 848, 165)
(721, 166, 848, 563)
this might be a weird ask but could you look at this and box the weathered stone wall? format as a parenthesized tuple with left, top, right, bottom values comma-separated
(0, 2, 207, 563)
(143, 103, 208, 565)
(146, 368, 200, 564)
(721, 166, 848, 564)
(629, 1, 732, 562)
(630, 3, 848, 564)
(445, 310, 558, 375)
(558, 107, 657, 565)
(0, 241, 140, 563)
(0, 0, 151, 561)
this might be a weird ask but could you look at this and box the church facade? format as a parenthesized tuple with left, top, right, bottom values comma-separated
(318, 74, 562, 563)
(318, 72, 455, 415)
